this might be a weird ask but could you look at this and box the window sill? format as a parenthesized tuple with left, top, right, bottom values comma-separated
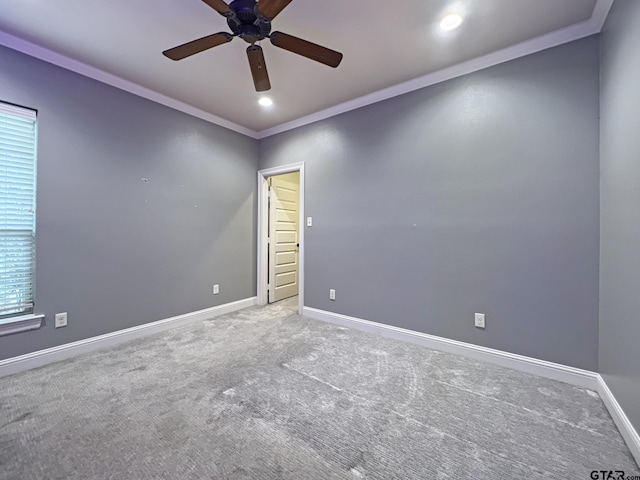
(0, 314, 44, 337)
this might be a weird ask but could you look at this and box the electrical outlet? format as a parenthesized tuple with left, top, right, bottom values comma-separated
(475, 313, 485, 329)
(329, 289, 336, 301)
(213, 284, 220, 295)
(307, 217, 313, 227)
(55, 312, 68, 328)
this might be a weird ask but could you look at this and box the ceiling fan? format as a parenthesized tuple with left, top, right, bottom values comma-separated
(162, 0, 343, 92)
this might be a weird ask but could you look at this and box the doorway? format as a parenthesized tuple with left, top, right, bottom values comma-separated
(257, 163, 305, 314)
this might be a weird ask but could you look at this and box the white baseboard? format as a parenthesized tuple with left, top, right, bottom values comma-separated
(597, 376, 640, 466)
(0, 297, 257, 379)
(303, 307, 640, 467)
(3, 301, 637, 467)
(302, 307, 599, 390)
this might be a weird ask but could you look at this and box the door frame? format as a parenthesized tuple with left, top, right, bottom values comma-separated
(257, 162, 305, 313)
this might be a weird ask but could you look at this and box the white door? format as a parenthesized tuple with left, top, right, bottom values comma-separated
(268, 172, 299, 303)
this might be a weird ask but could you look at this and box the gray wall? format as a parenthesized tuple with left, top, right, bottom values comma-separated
(599, 0, 640, 433)
(0, 36, 604, 372)
(260, 38, 600, 370)
(0, 45, 258, 360)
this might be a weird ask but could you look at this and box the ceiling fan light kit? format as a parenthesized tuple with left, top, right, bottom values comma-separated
(163, 0, 343, 92)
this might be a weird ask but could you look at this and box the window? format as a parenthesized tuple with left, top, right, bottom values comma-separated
(0, 102, 37, 319)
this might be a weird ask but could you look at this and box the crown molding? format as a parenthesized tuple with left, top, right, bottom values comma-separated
(0, 31, 258, 139)
(591, 0, 615, 32)
(256, 0, 612, 139)
(0, 0, 614, 141)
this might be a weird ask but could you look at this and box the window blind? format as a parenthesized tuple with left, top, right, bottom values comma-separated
(0, 102, 37, 318)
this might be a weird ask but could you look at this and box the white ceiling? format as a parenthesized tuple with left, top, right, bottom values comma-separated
(0, 0, 610, 137)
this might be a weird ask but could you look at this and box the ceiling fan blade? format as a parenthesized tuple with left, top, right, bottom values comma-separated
(201, 0, 233, 16)
(256, 0, 294, 20)
(270, 31, 343, 68)
(247, 45, 271, 92)
(163, 33, 233, 61)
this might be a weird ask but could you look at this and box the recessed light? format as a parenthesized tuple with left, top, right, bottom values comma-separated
(440, 13, 464, 31)
(258, 97, 273, 107)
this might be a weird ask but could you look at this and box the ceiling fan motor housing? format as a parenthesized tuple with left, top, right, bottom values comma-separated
(228, 0, 272, 44)
(162, 0, 343, 92)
